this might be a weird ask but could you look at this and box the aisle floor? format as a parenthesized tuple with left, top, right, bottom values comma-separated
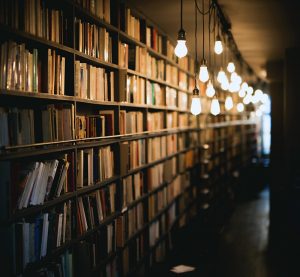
(147, 188, 276, 277)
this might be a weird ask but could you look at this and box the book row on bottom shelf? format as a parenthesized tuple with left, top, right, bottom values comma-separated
(0, 136, 200, 277)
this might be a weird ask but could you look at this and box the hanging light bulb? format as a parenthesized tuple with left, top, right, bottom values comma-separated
(214, 35, 223, 55)
(237, 103, 244, 112)
(256, 110, 262, 117)
(217, 68, 226, 84)
(211, 98, 221, 116)
(230, 72, 238, 82)
(199, 60, 209, 82)
(241, 82, 248, 91)
(191, 87, 201, 115)
(238, 89, 246, 98)
(174, 0, 188, 58)
(225, 95, 233, 110)
(206, 80, 215, 97)
(246, 86, 253, 95)
(227, 62, 235, 73)
(221, 77, 229, 90)
(175, 30, 188, 58)
(243, 94, 252, 105)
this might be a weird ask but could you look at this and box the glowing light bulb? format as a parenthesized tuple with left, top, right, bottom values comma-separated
(246, 86, 253, 95)
(261, 93, 268, 104)
(199, 60, 209, 82)
(243, 94, 252, 105)
(230, 72, 238, 82)
(229, 82, 235, 92)
(206, 80, 215, 97)
(214, 35, 223, 55)
(175, 40, 188, 58)
(237, 103, 244, 112)
(174, 29, 188, 58)
(238, 89, 246, 98)
(217, 69, 226, 84)
(225, 96, 233, 110)
(221, 78, 229, 90)
(190, 88, 201, 115)
(227, 62, 235, 73)
(241, 82, 248, 91)
(211, 98, 221, 116)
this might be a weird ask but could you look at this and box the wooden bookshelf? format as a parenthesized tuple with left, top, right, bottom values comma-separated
(0, 0, 258, 276)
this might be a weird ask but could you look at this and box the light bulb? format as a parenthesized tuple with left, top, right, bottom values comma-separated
(230, 72, 238, 82)
(229, 82, 235, 92)
(206, 80, 215, 97)
(199, 60, 209, 82)
(175, 40, 188, 58)
(221, 78, 229, 90)
(225, 96, 233, 111)
(261, 93, 268, 104)
(241, 82, 248, 91)
(211, 98, 220, 116)
(217, 69, 226, 84)
(238, 89, 246, 98)
(246, 86, 253, 95)
(190, 88, 201, 115)
(237, 103, 244, 112)
(214, 35, 223, 55)
(227, 62, 235, 73)
(243, 94, 252, 105)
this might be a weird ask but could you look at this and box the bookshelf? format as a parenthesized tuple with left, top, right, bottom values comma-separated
(0, 0, 258, 276)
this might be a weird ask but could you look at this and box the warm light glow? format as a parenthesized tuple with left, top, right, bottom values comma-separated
(217, 69, 226, 84)
(243, 94, 252, 105)
(206, 80, 215, 97)
(214, 39, 223, 55)
(227, 62, 235, 73)
(261, 93, 268, 104)
(221, 78, 229, 90)
(175, 40, 188, 58)
(199, 64, 209, 82)
(190, 95, 201, 115)
(241, 82, 248, 91)
(230, 72, 237, 82)
(225, 96, 233, 110)
(238, 89, 246, 98)
(256, 110, 262, 117)
(237, 103, 244, 112)
(246, 86, 253, 95)
(211, 98, 221, 116)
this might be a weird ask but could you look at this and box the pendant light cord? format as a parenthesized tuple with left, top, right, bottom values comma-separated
(180, 0, 183, 29)
(202, 0, 204, 60)
(194, 0, 197, 86)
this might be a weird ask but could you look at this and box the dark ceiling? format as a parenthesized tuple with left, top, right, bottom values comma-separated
(128, 0, 300, 81)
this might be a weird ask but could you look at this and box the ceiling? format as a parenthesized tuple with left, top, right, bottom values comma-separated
(128, 0, 300, 81)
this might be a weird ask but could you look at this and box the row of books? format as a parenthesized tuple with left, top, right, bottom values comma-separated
(116, 202, 145, 247)
(77, 183, 116, 235)
(74, 61, 115, 101)
(179, 113, 189, 128)
(148, 186, 167, 220)
(75, 18, 112, 63)
(146, 53, 164, 80)
(166, 111, 178, 129)
(166, 64, 178, 86)
(121, 172, 144, 210)
(0, 41, 39, 92)
(123, 8, 141, 41)
(178, 131, 199, 150)
(77, 146, 114, 187)
(0, 0, 69, 45)
(14, 201, 74, 272)
(166, 87, 177, 107)
(179, 71, 188, 90)
(0, 104, 74, 147)
(119, 110, 143, 135)
(146, 26, 163, 54)
(75, 110, 114, 139)
(75, 0, 111, 23)
(147, 112, 164, 131)
(24, 0, 67, 44)
(146, 81, 165, 106)
(13, 154, 74, 211)
(120, 139, 146, 175)
(121, 232, 145, 276)
(122, 73, 146, 104)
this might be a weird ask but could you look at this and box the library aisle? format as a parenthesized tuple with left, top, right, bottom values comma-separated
(147, 187, 273, 277)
